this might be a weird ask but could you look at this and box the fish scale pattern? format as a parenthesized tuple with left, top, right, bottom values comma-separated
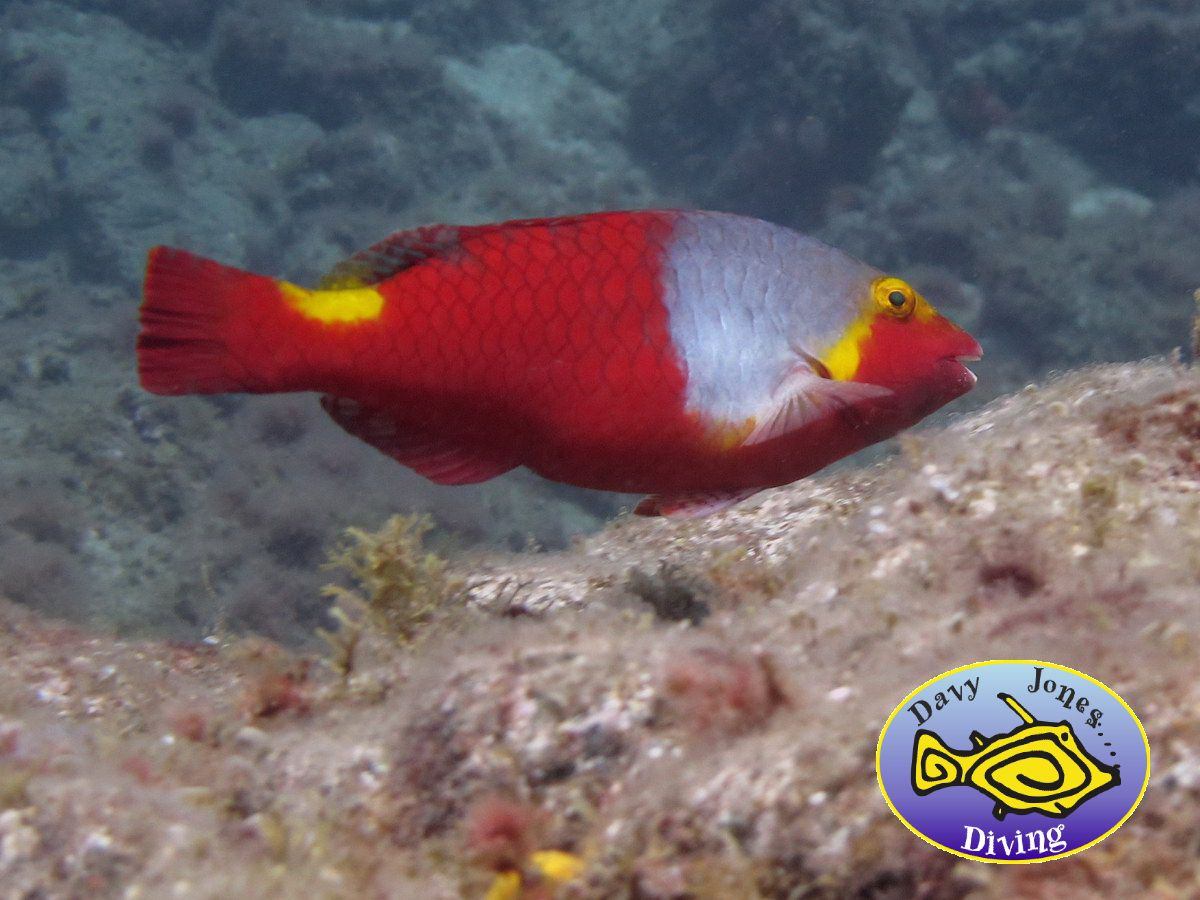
(366, 212, 693, 474)
(140, 209, 981, 505)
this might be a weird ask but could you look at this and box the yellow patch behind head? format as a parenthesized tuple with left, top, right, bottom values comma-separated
(820, 312, 874, 382)
(279, 281, 384, 324)
(821, 278, 938, 382)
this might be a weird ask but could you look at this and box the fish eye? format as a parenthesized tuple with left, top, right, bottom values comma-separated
(872, 277, 916, 319)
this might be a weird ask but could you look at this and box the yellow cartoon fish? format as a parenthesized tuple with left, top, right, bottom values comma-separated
(912, 693, 1120, 820)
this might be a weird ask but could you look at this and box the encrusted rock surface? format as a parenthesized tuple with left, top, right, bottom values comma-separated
(1, 360, 1197, 897)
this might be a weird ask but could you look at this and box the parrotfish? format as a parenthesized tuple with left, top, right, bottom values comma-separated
(912, 693, 1121, 820)
(137, 210, 981, 517)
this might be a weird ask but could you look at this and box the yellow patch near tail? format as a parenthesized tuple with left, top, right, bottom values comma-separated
(820, 312, 874, 381)
(279, 281, 384, 324)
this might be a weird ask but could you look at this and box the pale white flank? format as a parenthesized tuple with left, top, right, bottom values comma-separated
(660, 211, 879, 427)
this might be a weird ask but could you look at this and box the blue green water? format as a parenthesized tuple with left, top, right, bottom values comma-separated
(1, 0, 1196, 641)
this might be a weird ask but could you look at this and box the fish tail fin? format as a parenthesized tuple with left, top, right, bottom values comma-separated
(911, 729, 966, 794)
(138, 247, 297, 395)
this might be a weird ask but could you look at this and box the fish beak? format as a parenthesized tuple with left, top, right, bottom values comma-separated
(952, 333, 984, 365)
(955, 348, 982, 385)
(939, 332, 983, 388)
(956, 345, 983, 366)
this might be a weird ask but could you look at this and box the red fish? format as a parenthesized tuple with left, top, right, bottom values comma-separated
(138, 210, 980, 517)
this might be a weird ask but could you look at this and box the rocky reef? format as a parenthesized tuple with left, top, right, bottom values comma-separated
(2, 0, 1199, 639)
(0, 360, 1196, 897)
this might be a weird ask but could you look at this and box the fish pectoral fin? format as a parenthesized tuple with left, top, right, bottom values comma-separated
(321, 395, 517, 485)
(742, 363, 891, 447)
(634, 488, 760, 518)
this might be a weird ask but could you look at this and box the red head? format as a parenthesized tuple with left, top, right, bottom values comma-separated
(829, 275, 982, 425)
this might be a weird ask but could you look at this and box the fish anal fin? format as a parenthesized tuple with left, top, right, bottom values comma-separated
(319, 224, 462, 289)
(743, 360, 891, 447)
(993, 803, 1007, 821)
(320, 396, 516, 485)
(634, 488, 759, 518)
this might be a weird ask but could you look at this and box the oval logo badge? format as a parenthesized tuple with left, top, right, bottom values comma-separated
(876, 660, 1149, 863)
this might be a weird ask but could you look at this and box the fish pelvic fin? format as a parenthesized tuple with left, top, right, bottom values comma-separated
(993, 803, 1008, 821)
(911, 729, 967, 794)
(633, 488, 760, 518)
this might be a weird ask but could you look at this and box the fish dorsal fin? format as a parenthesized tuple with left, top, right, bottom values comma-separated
(742, 354, 891, 447)
(969, 730, 987, 748)
(999, 693, 1037, 725)
(320, 395, 517, 485)
(634, 488, 760, 518)
(318, 224, 462, 289)
(319, 214, 616, 288)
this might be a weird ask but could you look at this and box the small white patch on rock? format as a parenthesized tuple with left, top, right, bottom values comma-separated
(0, 809, 39, 867)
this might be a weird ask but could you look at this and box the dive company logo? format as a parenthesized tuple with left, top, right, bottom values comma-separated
(876, 660, 1150, 863)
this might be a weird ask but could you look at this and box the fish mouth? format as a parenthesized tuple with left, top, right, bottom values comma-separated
(937, 354, 980, 394)
(941, 333, 983, 386)
(954, 353, 981, 384)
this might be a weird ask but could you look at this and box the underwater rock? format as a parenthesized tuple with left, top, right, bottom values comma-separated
(1027, 7, 1200, 184)
(4, 0, 1200, 725)
(92, 0, 218, 44)
(443, 44, 624, 149)
(0, 361, 1197, 895)
(628, 0, 911, 225)
(0, 126, 59, 254)
(211, 9, 446, 129)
